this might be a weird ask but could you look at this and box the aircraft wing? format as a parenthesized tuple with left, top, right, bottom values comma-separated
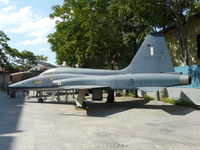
(138, 87, 164, 92)
(60, 85, 164, 91)
(59, 85, 109, 90)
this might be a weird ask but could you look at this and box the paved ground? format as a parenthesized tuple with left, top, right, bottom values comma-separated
(0, 91, 200, 150)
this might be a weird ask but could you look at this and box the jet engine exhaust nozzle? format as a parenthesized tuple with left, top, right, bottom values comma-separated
(180, 75, 191, 85)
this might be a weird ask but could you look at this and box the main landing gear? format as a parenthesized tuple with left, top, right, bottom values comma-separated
(36, 91, 44, 103)
(74, 89, 88, 110)
(106, 89, 115, 103)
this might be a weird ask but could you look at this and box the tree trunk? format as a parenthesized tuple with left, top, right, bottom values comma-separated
(176, 21, 189, 66)
(168, 0, 191, 66)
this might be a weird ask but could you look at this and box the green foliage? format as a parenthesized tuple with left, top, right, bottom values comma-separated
(162, 97, 177, 104)
(162, 97, 195, 107)
(36, 55, 48, 61)
(48, 0, 147, 68)
(144, 95, 155, 100)
(115, 90, 123, 97)
(0, 30, 10, 69)
(48, 0, 199, 68)
(19, 50, 37, 66)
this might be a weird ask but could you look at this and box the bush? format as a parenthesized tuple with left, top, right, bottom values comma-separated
(162, 97, 195, 107)
(144, 95, 155, 100)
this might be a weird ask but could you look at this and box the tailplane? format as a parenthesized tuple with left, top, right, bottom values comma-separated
(123, 33, 174, 73)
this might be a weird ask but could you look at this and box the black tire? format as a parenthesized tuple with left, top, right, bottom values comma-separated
(82, 101, 87, 108)
(38, 98, 43, 103)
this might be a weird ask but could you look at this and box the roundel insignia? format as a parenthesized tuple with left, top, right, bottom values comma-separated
(58, 81, 62, 86)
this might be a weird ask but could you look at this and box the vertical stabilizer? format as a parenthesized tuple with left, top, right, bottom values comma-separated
(123, 33, 174, 73)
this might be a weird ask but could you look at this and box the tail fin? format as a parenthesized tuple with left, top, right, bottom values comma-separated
(123, 33, 174, 73)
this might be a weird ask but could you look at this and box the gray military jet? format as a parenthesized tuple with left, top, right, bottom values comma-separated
(9, 33, 191, 108)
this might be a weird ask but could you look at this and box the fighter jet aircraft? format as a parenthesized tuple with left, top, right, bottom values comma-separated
(8, 61, 56, 98)
(9, 33, 191, 108)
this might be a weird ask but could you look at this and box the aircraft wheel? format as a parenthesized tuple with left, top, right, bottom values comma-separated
(38, 98, 43, 103)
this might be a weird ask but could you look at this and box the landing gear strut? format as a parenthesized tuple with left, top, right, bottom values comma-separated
(75, 89, 88, 110)
(36, 91, 44, 103)
(106, 89, 115, 103)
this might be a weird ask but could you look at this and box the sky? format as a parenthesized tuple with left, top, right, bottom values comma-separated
(0, 0, 63, 65)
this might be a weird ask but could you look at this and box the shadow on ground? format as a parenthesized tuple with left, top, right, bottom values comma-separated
(86, 99, 194, 117)
(0, 92, 24, 150)
(27, 98, 194, 117)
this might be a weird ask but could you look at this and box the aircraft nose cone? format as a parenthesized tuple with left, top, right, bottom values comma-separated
(8, 82, 24, 89)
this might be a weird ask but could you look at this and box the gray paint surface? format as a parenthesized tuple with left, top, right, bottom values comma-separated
(0, 92, 200, 150)
(9, 73, 187, 91)
(55, 73, 182, 90)
(9, 74, 92, 89)
(122, 33, 174, 73)
(40, 67, 122, 76)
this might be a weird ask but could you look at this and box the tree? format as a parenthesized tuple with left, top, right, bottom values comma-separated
(19, 50, 37, 66)
(49, 0, 143, 69)
(0, 30, 11, 70)
(107, 0, 154, 67)
(0, 30, 49, 71)
(36, 55, 48, 61)
(49, 0, 198, 68)
(165, 0, 199, 65)
(48, 0, 111, 68)
(118, 0, 199, 65)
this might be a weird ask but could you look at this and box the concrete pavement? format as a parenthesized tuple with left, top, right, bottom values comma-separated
(0, 91, 200, 150)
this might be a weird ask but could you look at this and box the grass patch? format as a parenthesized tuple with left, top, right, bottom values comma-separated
(144, 95, 155, 100)
(127, 93, 135, 97)
(162, 97, 195, 107)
